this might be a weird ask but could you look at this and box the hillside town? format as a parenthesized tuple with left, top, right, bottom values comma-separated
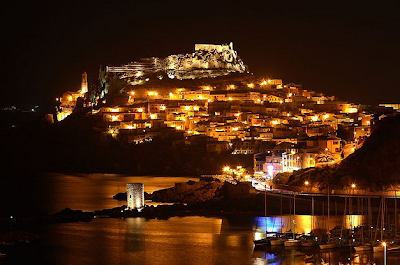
(55, 43, 399, 182)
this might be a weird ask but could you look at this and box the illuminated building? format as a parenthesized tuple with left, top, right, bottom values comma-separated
(81, 72, 88, 94)
(106, 43, 246, 82)
(126, 183, 144, 209)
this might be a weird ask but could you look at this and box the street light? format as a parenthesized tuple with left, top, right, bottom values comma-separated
(304, 180, 310, 193)
(382, 241, 387, 265)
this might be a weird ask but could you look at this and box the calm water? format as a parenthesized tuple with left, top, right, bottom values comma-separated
(1, 173, 400, 265)
(0, 173, 199, 216)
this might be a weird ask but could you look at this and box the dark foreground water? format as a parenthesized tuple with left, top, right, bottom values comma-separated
(1, 173, 400, 265)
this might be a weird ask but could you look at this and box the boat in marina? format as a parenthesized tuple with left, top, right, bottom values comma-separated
(354, 244, 372, 252)
(284, 238, 300, 247)
(319, 242, 337, 250)
(301, 240, 316, 247)
(270, 238, 284, 246)
(253, 238, 270, 248)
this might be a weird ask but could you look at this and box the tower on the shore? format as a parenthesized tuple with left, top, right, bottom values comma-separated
(81, 71, 88, 94)
(126, 183, 144, 209)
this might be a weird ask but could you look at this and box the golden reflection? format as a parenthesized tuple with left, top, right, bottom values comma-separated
(226, 235, 240, 247)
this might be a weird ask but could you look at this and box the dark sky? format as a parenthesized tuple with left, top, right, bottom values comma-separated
(1, 0, 399, 110)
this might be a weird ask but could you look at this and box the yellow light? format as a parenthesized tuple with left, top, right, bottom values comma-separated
(130, 91, 135, 96)
(291, 150, 296, 155)
(260, 80, 267, 86)
(305, 181, 309, 186)
(68, 96, 73, 101)
(127, 125, 134, 129)
(346, 107, 358, 113)
(351, 183, 356, 189)
(159, 106, 166, 111)
(184, 106, 191, 111)
(148, 91, 157, 96)
(138, 108, 144, 112)
(154, 92, 158, 96)
(247, 83, 254, 88)
(150, 114, 157, 119)
(176, 126, 182, 130)
(111, 108, 119, 112)
(232, 127, 239, 131)
(382, 242, 386, 247)
(228, 97, 232, 101)
(279, 100, 283, 104)
(111, 115, 118, 121)
(271, 120, 279, 125)
(311, 115, 319, 122)
(223, 166, 230, 172)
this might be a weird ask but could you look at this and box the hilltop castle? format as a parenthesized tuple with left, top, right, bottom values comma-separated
(106, 42, 247, 82)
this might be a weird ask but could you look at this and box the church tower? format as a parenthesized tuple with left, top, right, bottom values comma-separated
(81, 72, 88, 94)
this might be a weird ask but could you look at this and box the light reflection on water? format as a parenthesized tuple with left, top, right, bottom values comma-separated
(254, 214, 364, 236)
(6, 216, 394, 265)
(3, 174, 400, 264)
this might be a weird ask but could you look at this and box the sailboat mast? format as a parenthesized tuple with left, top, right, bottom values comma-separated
(328, 184, 330, 241)
(381, 193, 384, 242)
(265, 182, 267, 233)
(395, 190, 397, 239)
(312, 196, 314, 234)
(293, 193, 296, 240)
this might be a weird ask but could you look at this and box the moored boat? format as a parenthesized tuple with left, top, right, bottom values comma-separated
(354, 244, 372, 252)
(301, 240, 316, 247)
(253, 238, 270, 248)
(319, 243, 337, 250)
(373, 245, 384, 252)
(270, 238, 284, 246)
(284, 239, 300, 247)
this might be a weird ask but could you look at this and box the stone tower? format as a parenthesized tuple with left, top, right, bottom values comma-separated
(81, 72, 88, 94)
(126, 183, 144, 209)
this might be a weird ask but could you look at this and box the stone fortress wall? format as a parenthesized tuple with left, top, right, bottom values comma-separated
(106, 43, 246, 80)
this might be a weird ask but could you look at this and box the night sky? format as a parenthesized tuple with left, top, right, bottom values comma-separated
(1, 0, 399, 111)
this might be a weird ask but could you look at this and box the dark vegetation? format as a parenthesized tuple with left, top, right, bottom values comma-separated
(1, 109, 252, 175)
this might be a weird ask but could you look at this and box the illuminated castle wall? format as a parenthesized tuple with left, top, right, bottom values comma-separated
(126, 183, 144, 209)
(106, 43, 246, 81)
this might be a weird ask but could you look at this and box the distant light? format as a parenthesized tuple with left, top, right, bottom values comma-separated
(351, 183, 356, 189)
(305, 181, 309, 186)
(267, 165, 274, 177)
